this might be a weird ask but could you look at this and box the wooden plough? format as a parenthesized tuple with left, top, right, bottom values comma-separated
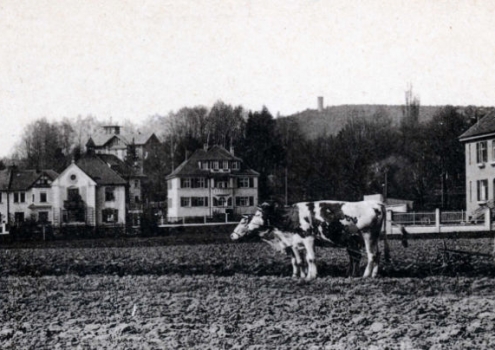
(439, 240, 494, 259)
(436, 240, 494, 275)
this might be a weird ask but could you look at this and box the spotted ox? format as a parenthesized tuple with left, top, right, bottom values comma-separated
(231, 200, 408, 280)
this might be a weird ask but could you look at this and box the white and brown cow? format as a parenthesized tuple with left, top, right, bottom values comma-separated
(231, 200, 407, 280)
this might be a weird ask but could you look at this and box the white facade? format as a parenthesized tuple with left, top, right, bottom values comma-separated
(52, 163, 98, 225)
(51, 163, 126, 226)
(463, 139, 495, 215)
(0, 170, 57, 225)
(167, 177, 258, 219)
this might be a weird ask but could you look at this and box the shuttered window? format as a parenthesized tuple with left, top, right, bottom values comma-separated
(477, 179, 488, 201)
(477, 141, 487, 163)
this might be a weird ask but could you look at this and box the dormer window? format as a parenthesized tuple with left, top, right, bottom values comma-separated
(198, 161, 210, 170)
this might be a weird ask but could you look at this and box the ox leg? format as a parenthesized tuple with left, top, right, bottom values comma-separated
(346, 248, 361, 277)
(303, 236, 317, 281)
(346, 235, 362, 277)
(291, 247, 306, 279)
(371, 250, 381, 278)
(362, 232, 379, 278)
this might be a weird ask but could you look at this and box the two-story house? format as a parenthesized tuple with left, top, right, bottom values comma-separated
(86, 125, 161, 176)
(166, 145, 259, 220)
(51, 154, 127, 226)
(459, 111, 495, 215)
(0, 167, 59, 225)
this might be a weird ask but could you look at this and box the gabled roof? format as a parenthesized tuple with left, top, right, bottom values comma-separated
(166, 145, 259, 179)
(87, 131, 157, 148)
(76, 155, 127, 186)
(96, 153, 144, 178)
(0, 169, 10, 191)
(193, 145, 243, 162)
(459, 111, 495, 141)
(0, 168, 59, 191)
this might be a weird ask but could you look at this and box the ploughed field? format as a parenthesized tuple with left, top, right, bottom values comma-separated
(1, 235, 495, 349)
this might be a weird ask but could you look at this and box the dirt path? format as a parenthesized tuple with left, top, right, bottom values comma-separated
(2, 274, 495, 349)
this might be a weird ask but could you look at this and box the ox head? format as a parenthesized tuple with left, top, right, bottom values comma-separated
(230, 203, 272, 241)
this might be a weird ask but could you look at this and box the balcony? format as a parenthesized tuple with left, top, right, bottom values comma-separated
(212, 187, 233, 195)
(210, 168, 231, 174)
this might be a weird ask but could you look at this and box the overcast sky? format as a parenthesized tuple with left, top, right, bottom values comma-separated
(1, 0, 495, 157)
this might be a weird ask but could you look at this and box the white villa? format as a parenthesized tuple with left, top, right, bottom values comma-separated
(166, 145, 259, 221)
(459, 111, 495, 216)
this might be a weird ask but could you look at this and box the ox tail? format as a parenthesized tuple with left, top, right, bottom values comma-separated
(399, 225, 409, 248)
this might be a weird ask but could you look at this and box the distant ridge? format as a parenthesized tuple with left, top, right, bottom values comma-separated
(279, 105, 462, 139)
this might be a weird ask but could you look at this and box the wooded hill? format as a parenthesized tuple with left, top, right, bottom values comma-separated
(280, 105, 488, 139)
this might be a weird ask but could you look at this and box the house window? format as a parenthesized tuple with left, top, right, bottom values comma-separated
(477, 141, 487, 163)
(477, 179, 488, 201)
(181, 178, 191, 188)
(38, 175, 50, 186)
(40, 192, 47, 203)
(102, 208, 118, 223)
(14, 212, 24, 223)
(191, 178, 206, 188)
(135, 196, 140, 203)
(67, 188, 80, 201)
(181, 197, 191, 207)
(105, 187, 115, 202)
(223, 161, 229, 169)
(215, 180, 228, 188)
(214, 197, 226, 207)
(38, 211, 49, 223)
(469, 181, 472, 203)
(134, 180, 139, 188)
(213, 197, 232, 207)
(212, 161, 219, 170)
(191, 197, 208, 207)
(13, 192, 25, 203)
(236, 197, 254, 206)
(232, 162, 240, 170)
(468, 144, 471, 165)
(203, 161, 210, 170)
(238, 178, 250, 188)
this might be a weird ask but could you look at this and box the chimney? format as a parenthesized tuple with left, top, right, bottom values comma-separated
(317, 96, 324, 112)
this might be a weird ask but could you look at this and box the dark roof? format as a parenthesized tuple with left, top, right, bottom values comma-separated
(459, 111, 495, 141)
(87, 131, 157, 148)
(0, 168, 59, 191)
(76, 155, 127, 186)
(0, 170, 10, 191)
(96, 154, 144, 178)
(193, 145, 243, 161)
(167, 145, 259, 179)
